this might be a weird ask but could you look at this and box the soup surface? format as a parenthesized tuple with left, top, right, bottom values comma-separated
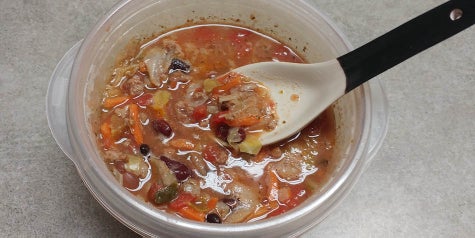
(96, 24, 336, 223)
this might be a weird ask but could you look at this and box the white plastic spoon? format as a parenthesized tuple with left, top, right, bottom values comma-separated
(233, 0, 474, 145)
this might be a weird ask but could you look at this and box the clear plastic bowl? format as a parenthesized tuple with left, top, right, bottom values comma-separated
(46, 0, 388, 237)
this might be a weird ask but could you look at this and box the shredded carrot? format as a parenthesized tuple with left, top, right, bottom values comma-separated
(103, 96, 129, 108)
(129, 104, 144, 144)
(207, 197, 219, 210)
(227, 116, 261, 127)
(100, 121, 113, 149)
(178, 206, 205, 222)
(169, 139, 195, 150)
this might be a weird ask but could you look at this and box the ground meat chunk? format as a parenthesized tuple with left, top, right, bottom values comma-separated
(103, 149, 127, 161)
(272, 153, 304, 181)
(123, 75, 145, 96)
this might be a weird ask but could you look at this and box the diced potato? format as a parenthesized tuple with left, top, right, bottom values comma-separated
(125, 155, 148, 178)
(152, 90, 171, 111)
(238, 134, 262, 155)
(150, 157, 178, 186)
(203, 78, 219, 92)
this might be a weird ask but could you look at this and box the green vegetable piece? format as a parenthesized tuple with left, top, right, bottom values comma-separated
(154, 183, 178, 204)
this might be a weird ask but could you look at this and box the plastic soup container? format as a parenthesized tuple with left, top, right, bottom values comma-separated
(46, 0, 388, 237)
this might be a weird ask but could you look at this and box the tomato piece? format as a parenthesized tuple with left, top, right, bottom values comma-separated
(168, 192, 196, 211)
(202, 144, 228, 165)
(134, 93, 153, 106)
(192, 104, 208, 121)
(210, 111, 228, 126)
(147, 182, 162, 202)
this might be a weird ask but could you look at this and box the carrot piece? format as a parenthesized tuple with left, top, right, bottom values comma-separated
(227, 116, 261, 127)
(178, 206, 205, 222)
(267, 170, 279, 201)
(129, 104, 144, 144)
(212, 74, 242, 94)
(169, 139, 195, 150)
(100, 121, 113, 149)
(207, 197, 219, 210)
(103, 96, 129, 108)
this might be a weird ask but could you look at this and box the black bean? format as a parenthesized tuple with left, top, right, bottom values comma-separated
(160, 156, 191, 181)
(140, 144, 150, 156)
(151, 119, 172, 137)
(168, 58, 191, 74)
(206, 213, 222, 223)
(215, 123, 230, 141)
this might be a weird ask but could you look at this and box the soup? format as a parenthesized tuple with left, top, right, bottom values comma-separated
(96, 24, 336, 223)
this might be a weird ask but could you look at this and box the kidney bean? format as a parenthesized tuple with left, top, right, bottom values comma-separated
(115, 161, 126, 174)
(122, 172, 140, 189)
(215, 123, 230, 141)
(152, 119, 172, 137)
(160, 156, 191, 181)
(227, 127, 246, 143)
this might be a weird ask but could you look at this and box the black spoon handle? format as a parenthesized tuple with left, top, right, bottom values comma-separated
(338, 0, 475, 93)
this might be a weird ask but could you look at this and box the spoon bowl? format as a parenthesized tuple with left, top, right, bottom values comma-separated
(235, 0, 474, 145)
(233, 60, 346, 145)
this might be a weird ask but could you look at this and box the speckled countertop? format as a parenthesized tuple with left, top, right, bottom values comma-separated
(0, 0, 473, 237)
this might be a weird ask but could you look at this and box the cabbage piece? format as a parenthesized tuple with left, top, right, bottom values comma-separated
(143, 47, 170, 86)
(237, 134, 262, 155)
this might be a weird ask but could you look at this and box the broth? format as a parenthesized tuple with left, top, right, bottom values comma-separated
(95, 24, 336, 223)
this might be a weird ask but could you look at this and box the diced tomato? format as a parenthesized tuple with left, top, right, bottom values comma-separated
(203, 144, 228, 165)
(192, 104, 208, 121)
(134, 93, 153, 106)
(147, 182, 162, 202)
(210, 111, 227, 126)
(168, 192, 196, 211)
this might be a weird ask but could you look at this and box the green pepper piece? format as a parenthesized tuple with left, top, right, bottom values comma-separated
(154, 183, 178, 204)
